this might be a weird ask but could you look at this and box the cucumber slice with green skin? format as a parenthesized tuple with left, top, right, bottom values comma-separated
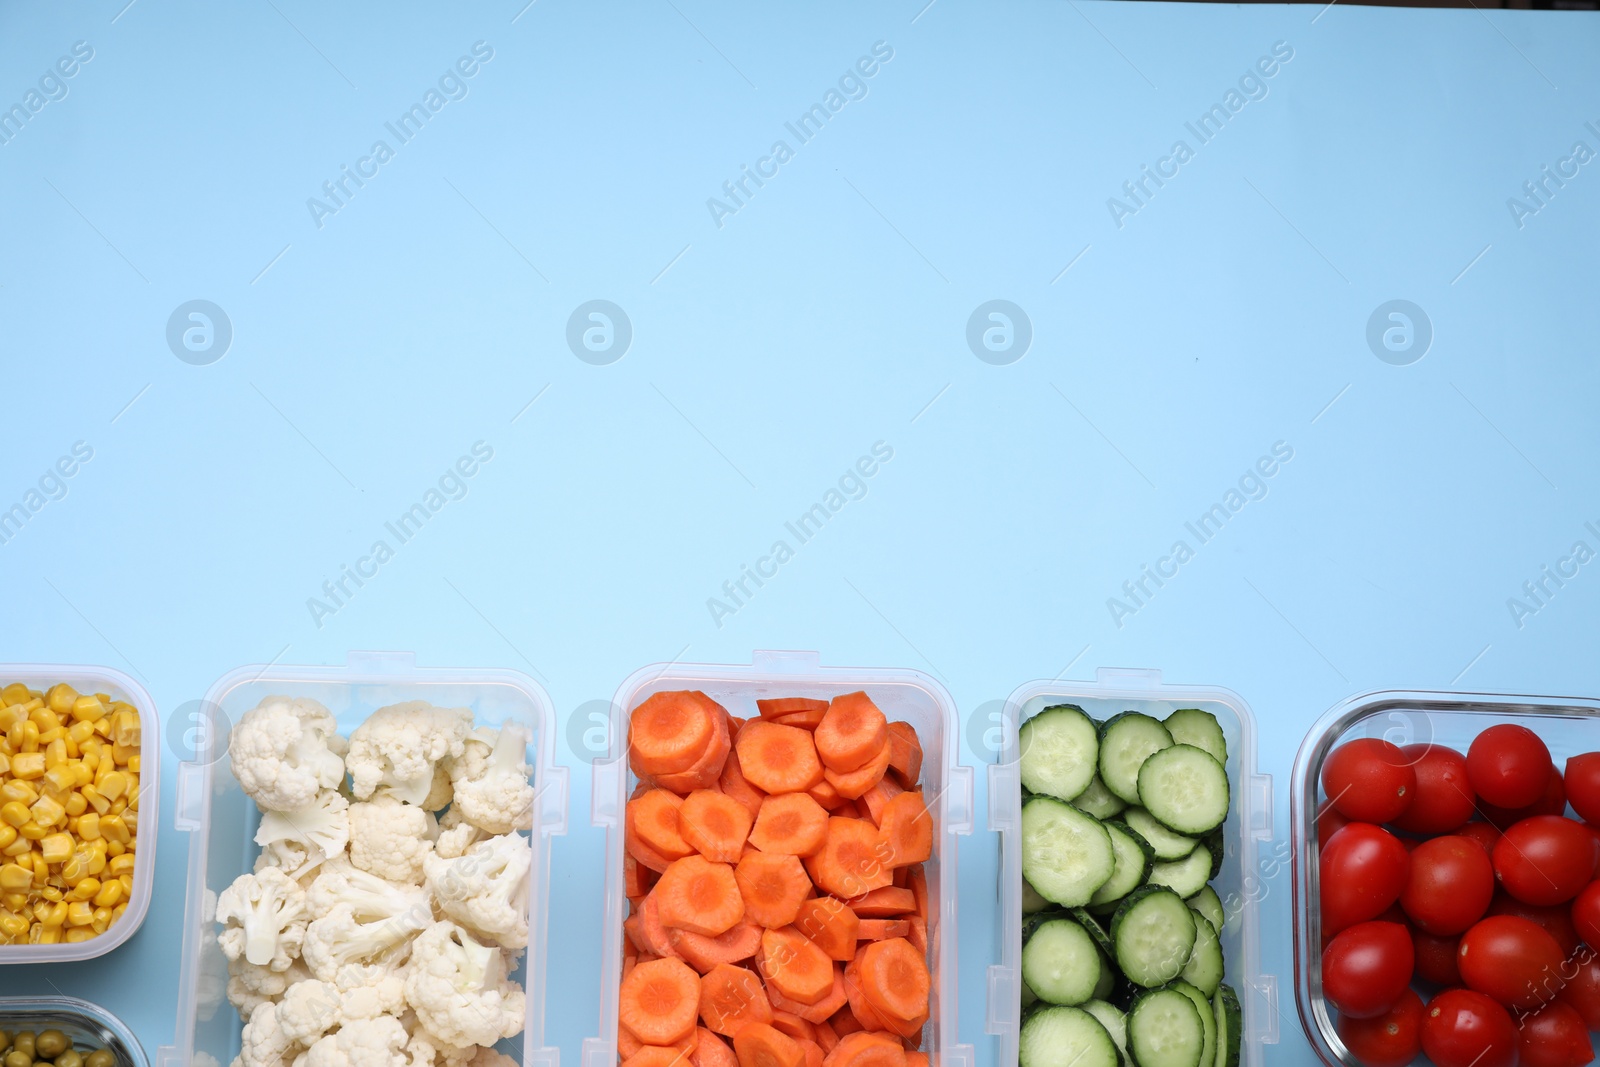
(1163, 708, 1227, 765)
(1093, 956, 1116, 1001)
(1073, 774, 1128, 820)
(1080, 1000, 1129, 1066)
(1091, 820, 1156, 908)
(1023, 878, 1051, 914)
(1071, 907, 1116, 958)
(1099, 713, 1174, 805)
(1021, 705, 1100, 802)
(1124, 808, 1198, 861)
(1023, 916, 1103, 1006)
(1128, 986, 1207, 1067)
(1111, 886, 1197, 988)
(1022, 797, 1115, 907)
(1022, 977, 1038, 1009)
(1137, 745, 1231, 836)
(1213, 985, 1242, 1067)
(1147, 844, 1213, 899)
(1203, 829, 1226, 881)
(1187, 886, 1226, 933)
(1180, 911, 1224, 997)
(1019, 1005, 1121, 1067)
(1169, 981, 1216, 1067)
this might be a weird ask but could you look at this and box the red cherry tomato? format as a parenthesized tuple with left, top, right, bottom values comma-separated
(1321, 921, 1414, 1018)
(1316, 798, 1350, 845)
(1413, 930, 1462, 986)
(1336, 988, 1424, 1067)
(1458, 914, 1566, 1008)
(1493, 815, 1597, 906)
(1467, 724, 1552, 808)
(1569, 880, 1600, 948)
(1485, 891, 1581, 956)
(1394, 744, 1477, 835)
(1320, 823, 1411, 936)
(1322, 738, 1417, 823)
(1458, 821, 1502, 856)
(1421, 989, 1518, 1067)
(1478, 766, 1566, 828)
(1517, 1000, 1596, 1067)
(1566, 753, 1600, 825)
(1401, 836, 1495, 935)
(1556, 949, 1600, 1029)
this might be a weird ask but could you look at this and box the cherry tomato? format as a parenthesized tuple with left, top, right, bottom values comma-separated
(1401, 835, 1495, 935)
(1493, 815, 1597, 906)
(1323, 738, 1417, 824)
(1570, 880, 1600, 948)
(1458, 914, 1566, 1008)
(1479, 766, 1567, 828)
(1336, 988, 1423, 1067)
(1321, 921, 1414, 1018)
(1517, 1000, 1596, 1067)
(1413, 930, 1463, 986)
(1485, 890, 1580, 956)
(1394, 744, 1477, 835)
(1320, 823, 1411, 936)
(1556, 949, 1600, 1029)
(1566, 753, 1600, 825)
(1316, 798, 1350, 845)
(1421, 989, 1517, 1067)
(1458, 821, 1502, 856)
(1468, 724, 1552, 808)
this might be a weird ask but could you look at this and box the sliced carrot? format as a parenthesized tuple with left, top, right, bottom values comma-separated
(904, 1050, 926, 1065)
(622, 957, 702, 1045)
(829, 1009, 861, 1037)
(805, 818, 892, 901)
(907, 868, 927, 921)
(637, 892, 682, 959)
(845, 888, 915, 918)
(891, 867, 908, 889)
(620, 1025, 644, 1059)
(657, 856, 745, 936)
(682, 790, 756, 864)
(639, 953, 665, 964)
(671, 921, 763, 974)
(760, 927, 836, 1005)
(626, 915, 646, 954)
(822, 742, 890, 800)
(749, 793, 829, 856)
(876, 792, 931, 868)
(735, 852, 811, 928)
(729, 716, 747, 737)
(905, 917, 927, 957)
(720, 748, 767, 820)
(630, 790, 696, 862)
(815, 693, 888, 774)
(801, 1040, 825, 1067)
(631, 691, 720, 776)
(693, 1029, 740, 1067)
(841, 958, 900, 1036)
(831, 800, 863, 820)
(885, 723, 921, 787)
(767, 962, 850, 1023)
(793, 897, 859, 962)
(775, 709, 827, 730)
(699, 963, 774, 1037)
(655, 705, 733, 794)
(857, 938, 928, 1027)
(770, 1012, 816, 1043)
(856, 920, 909, 941)
(859, 778, 904, 825)
(807, 779, 846, 811)
(626, 953, 640, 977)
(627, 851, 657, 899)
(821, 1032, 905, 1067)
(733, 1022, 806, 1067)
(814, 1021, 839, 1055)
(625, 1044, 695, 1067)
(736, 723, 825, 794)
(758, 698, 830, 720)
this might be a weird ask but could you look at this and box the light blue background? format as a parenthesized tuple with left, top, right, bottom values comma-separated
(2, 0, 1598, 1063)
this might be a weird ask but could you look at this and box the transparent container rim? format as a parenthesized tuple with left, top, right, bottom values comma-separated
(0, 993, 149, 1067)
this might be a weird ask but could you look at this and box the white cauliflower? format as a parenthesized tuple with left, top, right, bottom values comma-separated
(348, 794, 435, 884)
(235, 1001, 297, 1067)
(277, 979, 344, 1047)
(424, 834, 531, 949)
(404, 1030, 476, 1067)
(340, 970, 408, 1020)
(257, 790, 351, 872)
(231, 697, 348, 813)
(423, 764, 454, 812)
(446, 724, 535, 835)
(217, 868, 309, 971)
(308, 855, 431, 925)
(228, 957, 305, 1021)
(466, 1052, 518, 1067)
(255, 839, 316, 884)
(403, 921, 525, 1049)
(434, 808, 486, 861)
(346, 702, 473, 807)
(302, 903, 428, 986)
(299, 1014, 409, 1067)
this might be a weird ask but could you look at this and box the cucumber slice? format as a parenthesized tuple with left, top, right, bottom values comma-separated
(1020, 1005, 1121, 1067)
(1021, 704, 1100, 802)
(1147, 844, 1213, 899)
(1128, 986, 1206, 1067)
(1022, 797, 1115, 907)
(1071, 907, 1116, 958)
(1137, 745, 1230, 835)
(1124, 808, 1198, 861)
(1098, 713, 1173, 805)
(1023, 878, 1051, 914)
(1163, 708, 1227, 765)
(1023, 916, 1103, 1006)
(1093, 956, 1116, 1001)
(1111, 886, 1197, 988)
(1090, 821, 1155, 908)
(1187, 886, 1225, 933)
(1080, 1000, 1129, 1066)
(1022, 977, 1038, 1009)
(1203, 828, 1226, 881)
(1169, 981, 1216, 1067)
(1180, 911, 1224, 997)
(1073, 774, 1128, 820)
(1213, 985, 1242, 1067)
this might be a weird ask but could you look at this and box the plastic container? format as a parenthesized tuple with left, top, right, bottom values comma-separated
(0, 664, 159, 964)
(0, 995, 148, 1067)
(1291, 687, 1600, 1067)
(159, 650, 568, 1067)
(989, 667, 1276, 1067)
(583, 650, 975, 1067)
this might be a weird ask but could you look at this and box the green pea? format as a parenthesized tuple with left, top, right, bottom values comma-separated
(55, 1052, 83, 1067)
(4, 1049, 30, 1067)
(0, 1032, 10, 1055)
(83, 1051, 113, 1067)
(32, 1032, 65, 1059)
(12, 1033, 34, 1060)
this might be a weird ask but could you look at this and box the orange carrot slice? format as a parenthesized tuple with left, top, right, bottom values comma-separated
(858, 938, 928, 1026)
(841, 957, 903, 1036)
(845, 888, 915, 918)
(625, 1043, 697, 1067)
(699, 963, 774, 1037)
(637, 892, 682, 958)
(799, 1039, 824, 1067)
(632, 691, 720, 775)
(829, 1009, 861, 1037)
(630, 790, 696, 862)
(793, 897, 859, 962)
(901, 1032, 921, 1054)
(885, 724, 921, 787)
(732, 1022, 806, 1067)
(760, 927, 836, 1005)
(671, 921, 763, 974)
(907, 868, 927, 920)
(906, 917, 927, 957)
(822, 743, 890, 800)
(821, 1032, 905, 1067)
(807, 779, 846, 811)
(749, 793, 829, 856)
(815, 693, 888, 774)
(620, 1025, 644, 1059)
(767, 963, 850, 1023)
(877, 792, 931, 868)
(856, 920, 910, 941)
(656, 704, 733, 794)
(734, 852, 810, 928)
(805, 818, 893, 900)
(720, 748, 767, 820)
(774, 709, 827, 730)
(737, 723, 825, 794)
(814, 1020, 839, 1055)
(859, 778, 905, 826)
(693, 1029, 740, 1067)
(904, 1052, 927, 1067)
(657, 857, 745, 937)
(770, 1011, 816, 1043)
(627, 850, 658, 899)
(682, 790, 756, 864)
(621, 957, 702, 1045)
(758, 698, 829, 720)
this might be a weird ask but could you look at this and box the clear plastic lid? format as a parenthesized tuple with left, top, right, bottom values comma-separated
(0, 994, 148, 1067)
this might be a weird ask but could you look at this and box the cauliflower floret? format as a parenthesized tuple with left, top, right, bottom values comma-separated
(302, 902, 429, 985)
(217, 868, 309, 971)
(256, 790, 351, 872)
(403, 1029, 476, 1067)
(278, 979, 344, 1047)
(307, 855, 431, 925)
(403, 921, 525, 1049)
(423, 764, 455, 812)
(446, 724, 535, 835)
(231, 697, 347, 813)
(300, 1014, 409, 1067)
(466, 1052, 518, 1067)
(346, 702, 473, 807)
(235, 1001, 297, 1067)
(434, 808, 486, 861)
(424, 834, 531, 949)
(227, 957, 305, 1021)
(348, 794, 435, 884)
(255, 839, 316, 884)
(340, 970, 408, 1020)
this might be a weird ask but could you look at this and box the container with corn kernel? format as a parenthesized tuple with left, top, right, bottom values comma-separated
(0, 668, 156, 963)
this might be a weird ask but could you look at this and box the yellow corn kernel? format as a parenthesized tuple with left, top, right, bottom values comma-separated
(0, 826, 16, 852)
(61, 852, 91, 883)
(63, 793, 85, 819)
(92, 717, 110, 739)
(8, 754, 42, 781)
(106, 853, 134, 877)
(30, 796, 64, 829)
(2, 892, 25, 913)
(18, 823, 45, 843)
(73, 763, 94, 789)
(111, 901, 125, 921)
(91, 880, 121, 908)
(106, 841, 125, 859)
(43, 766, 74, 794)
(0, 864, 31, 890)
(43, 739, 66, 767)
(39, 834, 72, 864)
(2, 838, 30, 858)
(38, 886, 61, 903)
(127, 790, 137, 813)
(86, 849, 105, 876)
(80, 787, 108, 815)
(0, 782, 37, 807)
(65, 721, 94, 746)
(92, 904, 110, 929)
(67, 878, 99, 901)
(45, 684, 76, 714)
(64, 926, 93, 942)
(111, 744, 135, 767)
(5, 722, 24, 752)
(0, 913, 25, 939)
(65, 901, 93, 926)
(108, 800, 126, 819)
(31, 853, 46, 882)
(127, 753, 140, 774)
(117, 874, 132, 895)
(76, 813, 99, 841)
(38, 901, 67, 927)
(98, 772, 127, 802)
(100, 815, 129, 846)
(27, 706, 61, 733)
(0, 803, 30, 830)
(2, 684, 29, 706)
(114, 711, 140, 747)
(70, 696, 103, 723)
(20, 722, 39, 753)
(63, 738, 77, 760)
(31, 923, 60, 944)
(121, 805, 137, 829)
